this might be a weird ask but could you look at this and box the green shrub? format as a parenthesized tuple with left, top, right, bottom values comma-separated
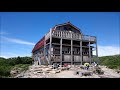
(107, 65, 120, 69)
(98, 55, 120, 69)
(0, 65, 12, 77)
(12, 64, 30, 71)
(0, 56, 33, 77)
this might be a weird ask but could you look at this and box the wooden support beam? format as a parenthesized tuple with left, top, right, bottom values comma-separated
(95, 37, 99, 64)
(89, 41, 91, 64)
(44, 34, 46, 63)
(60, 38, 62, 65)
(96, 38, 98, 58)
(80, 41, 82, 65)
(49, 29, 52, 64)
(71, 40, 73, 65)
(38, 57, 41, 65)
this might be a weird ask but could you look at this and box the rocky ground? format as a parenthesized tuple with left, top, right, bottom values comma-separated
(15, 64, 120, 78)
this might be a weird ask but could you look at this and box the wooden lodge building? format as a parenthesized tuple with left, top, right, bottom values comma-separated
(32, 22, 98, 65)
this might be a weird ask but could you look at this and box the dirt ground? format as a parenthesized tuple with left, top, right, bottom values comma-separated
(15, 65, 120, 78)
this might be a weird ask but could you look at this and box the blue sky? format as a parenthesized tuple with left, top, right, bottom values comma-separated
(0, 12, 120, 58)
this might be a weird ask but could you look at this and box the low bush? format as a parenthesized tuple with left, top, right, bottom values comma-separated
(0, 56, 33, 77)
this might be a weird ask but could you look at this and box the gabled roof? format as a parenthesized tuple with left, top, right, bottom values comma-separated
(52, 22, 82, 34)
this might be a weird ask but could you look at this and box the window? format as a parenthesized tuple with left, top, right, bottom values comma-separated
(57, 26, 60, 30)
(69, 27, 71, 30)
(64, 26, 67, 30)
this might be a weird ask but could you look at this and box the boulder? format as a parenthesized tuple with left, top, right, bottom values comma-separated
(79, 65, 85, 69)
(37, 71, 43, 73)
(74, 70, 93, 76)
(81, 71, 93, 76)
(74, 71, 79, 75)
(42, 68, 52, 72)
(10, 70, 20, 76)
(93, 66, 104, 75)
(116, 70, 120, 74)
(50, 70, 56, 74)
(55, 70, 61, 73)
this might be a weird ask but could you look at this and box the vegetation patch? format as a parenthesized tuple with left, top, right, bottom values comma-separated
(98, 55, 120, 69)
(0, 56, 33, 78)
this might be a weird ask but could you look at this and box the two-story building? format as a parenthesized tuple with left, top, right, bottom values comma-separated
(32, 22, 98, 65)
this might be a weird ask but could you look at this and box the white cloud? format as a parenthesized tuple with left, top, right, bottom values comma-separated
(1, 36, 35, 46)
(93, 45, 120, 57)
(0, 52, 32, 59)
(0, 55, 9, 59)
(0, 52, 18, 58)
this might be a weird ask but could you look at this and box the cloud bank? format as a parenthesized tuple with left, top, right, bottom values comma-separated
(93, 45, 120, 57)
(1, 36, 35, 46)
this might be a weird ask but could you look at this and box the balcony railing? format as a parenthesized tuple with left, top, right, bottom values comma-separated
(82, 35, 96, 42)
(52, 30, 82, 39)
(45, 30, 96, 42)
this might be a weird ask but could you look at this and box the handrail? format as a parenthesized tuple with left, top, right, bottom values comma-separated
(82, 35, 96, 41)
(45, 30, 96, 42)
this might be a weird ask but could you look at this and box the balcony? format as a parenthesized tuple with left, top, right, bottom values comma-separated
(51, 30, 81, 40)
(45, 30, 96, 42)
(82, 35, 96, 42)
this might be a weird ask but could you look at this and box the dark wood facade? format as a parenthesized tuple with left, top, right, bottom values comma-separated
(32, 22, 98, 65)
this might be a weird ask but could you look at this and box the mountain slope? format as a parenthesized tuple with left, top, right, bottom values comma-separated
(99, 55, 120, 69)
